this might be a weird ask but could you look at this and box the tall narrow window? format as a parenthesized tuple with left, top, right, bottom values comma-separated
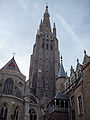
(3, 78, 14, 95)
(46, 43, 48, 50)
(0, 104, 8, 120)
(29, 109, 37, 120)
(78, 95, 83, 114)
(42, 42, 45, 49)
(61, 100, 64, 108)
(14, 106, 19, 120)
(65, 100, 68, 108)
(50, 44, 52, 50)
(71, 96, 75, 107)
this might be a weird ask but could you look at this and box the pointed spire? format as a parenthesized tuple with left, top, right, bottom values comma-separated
(83, 50, 90, 66)
(70, 65, 74, 74)
(58, 55, 66, 78)
(42, 5, 51, 32)
(54, 22, 56, 28)
(53, 23, 56, 36)
(65, 71, 68, 77)
(71, 65, 73, 69)
(39, 19, 43, 31)
(84, 50, 86, 55)
(77, 58, 79, 64)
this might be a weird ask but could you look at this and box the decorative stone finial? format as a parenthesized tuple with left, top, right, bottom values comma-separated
(45, 5, 48, 13)
(12, 52, 16, 58)
(53, 23, 56, 28)
(84, 50, 86, 55)
(71, 65, 73, 69)
(53, 23, 56, 35)
(66, 71, 67, 75)
(77, 58, 79, 63)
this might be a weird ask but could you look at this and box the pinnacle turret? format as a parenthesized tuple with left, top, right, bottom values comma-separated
(39, 19, 43, 31)
(53, 23, 56, 36)
(58, 56, 66, 78)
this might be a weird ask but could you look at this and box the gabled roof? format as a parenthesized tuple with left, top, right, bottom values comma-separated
(58, 56, 66, 78)
(54, 91, 69, 100)
(1, 57, 20, 72)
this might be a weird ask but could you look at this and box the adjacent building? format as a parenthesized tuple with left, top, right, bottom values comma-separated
(0, 57, 25, 120)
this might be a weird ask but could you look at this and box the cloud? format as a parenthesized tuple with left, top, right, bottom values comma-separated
(19, 0, 29, 15)
(56, 13, 79, 41)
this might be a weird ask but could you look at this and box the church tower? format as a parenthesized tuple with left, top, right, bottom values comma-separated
(29, 6, 60, 106)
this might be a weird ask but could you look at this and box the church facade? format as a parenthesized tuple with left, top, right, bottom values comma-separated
(0, 6, 90, 120)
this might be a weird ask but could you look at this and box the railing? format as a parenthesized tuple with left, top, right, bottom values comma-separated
(48, 107, 68, 114)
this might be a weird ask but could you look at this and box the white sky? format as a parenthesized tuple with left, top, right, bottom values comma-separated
(0, 0, 90, 79)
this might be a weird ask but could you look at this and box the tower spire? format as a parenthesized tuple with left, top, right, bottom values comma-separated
(42, 5, 51, 32)
(58, 55, 66, 78)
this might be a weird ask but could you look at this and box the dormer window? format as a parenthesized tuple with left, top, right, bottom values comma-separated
(50, 44, 52, 50)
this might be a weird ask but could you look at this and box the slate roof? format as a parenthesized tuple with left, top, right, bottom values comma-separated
(58, 62, 66, 78)
(54, 91, 69, 100)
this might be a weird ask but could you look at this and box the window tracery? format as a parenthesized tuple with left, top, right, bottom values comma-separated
(3, 78, 14, 95)
(29, 109, 37, 120)
(0, 104, 8, 120)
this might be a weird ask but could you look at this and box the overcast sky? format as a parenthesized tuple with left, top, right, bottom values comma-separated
(0, 0, 90, 79)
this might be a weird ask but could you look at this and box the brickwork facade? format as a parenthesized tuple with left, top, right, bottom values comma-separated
(29, 6, 60, 107)
(63, 51, 90, 120)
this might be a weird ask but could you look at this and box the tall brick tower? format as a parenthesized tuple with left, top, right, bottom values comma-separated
(29, 6, 60, 106)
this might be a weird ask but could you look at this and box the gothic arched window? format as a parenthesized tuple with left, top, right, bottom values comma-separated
(14, 106, 19, 120)
(3, 78, 14, 95)
(0, 104, 8, 120)
(29, 109, 37, 120)
(42, 42, 45, 49)
(10, 106, 19, 120)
